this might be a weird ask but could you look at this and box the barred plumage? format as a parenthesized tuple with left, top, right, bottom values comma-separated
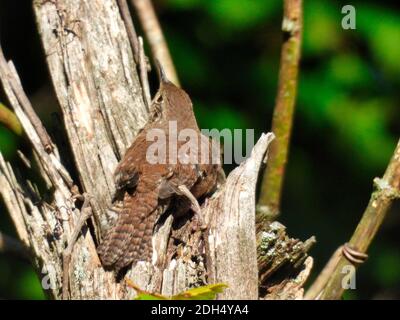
(97, 68, 219, 271)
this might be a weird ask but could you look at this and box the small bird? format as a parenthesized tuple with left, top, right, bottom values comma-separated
(97, 63, 220, 271)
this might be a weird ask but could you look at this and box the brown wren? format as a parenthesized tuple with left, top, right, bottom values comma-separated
(97, 63, 220, 271)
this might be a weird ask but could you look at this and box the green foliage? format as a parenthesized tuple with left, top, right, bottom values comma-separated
(357, 6, 400, 76)
(0, 126, 18, 158)
(327, 98, 395, 171)
(167, 0, 279, 31)
(16, 269, 46, 300)
(167, 33, 209, 86)
(327, 54, 373, 88)
(166, 0, 202, 10)
(204, 0, 279, 31)
(303, 1, 341, 55)
(132, 282, 228, 300)
(0, 258, 45, 299)
(195, 101, 250, 131)
(373, 246, 400, 287)
(171, 283, 228, 300)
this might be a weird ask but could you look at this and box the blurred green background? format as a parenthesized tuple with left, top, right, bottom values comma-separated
(1, 0, 400, 299)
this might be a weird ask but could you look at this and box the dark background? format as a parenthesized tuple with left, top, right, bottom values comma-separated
(0, 0, 400, 299)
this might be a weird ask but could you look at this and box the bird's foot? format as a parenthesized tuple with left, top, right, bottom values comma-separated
(191, 211, 207, 232)
(177, 185, 207, 231)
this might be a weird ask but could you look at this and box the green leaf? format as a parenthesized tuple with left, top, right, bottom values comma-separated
(16, 269, 46, 300)
(171, 283, 228, 300)
(0, 126, 19, 157)
(127, 279, 228, 300)
(135, 293, 168, 300)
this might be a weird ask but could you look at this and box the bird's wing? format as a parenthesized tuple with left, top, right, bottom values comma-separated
(113, 130, 149, 191)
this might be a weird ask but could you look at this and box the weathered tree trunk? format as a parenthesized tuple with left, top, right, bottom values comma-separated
(0, 0, 313, 300)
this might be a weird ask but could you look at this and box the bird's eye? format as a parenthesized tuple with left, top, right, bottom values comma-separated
(156, 95, 163, 103)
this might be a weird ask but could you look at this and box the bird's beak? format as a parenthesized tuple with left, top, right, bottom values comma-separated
(155, 59, 169, 84)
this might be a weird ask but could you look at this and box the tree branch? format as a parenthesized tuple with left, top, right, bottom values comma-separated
(205, 133, 275, 299)
(307, 139, 400, 299)
(117, 0, 151, 110)
(33, 0, 149, 223)
(257, 0, 303, 222)
(131, 0, 180, 85)
(0, 49, 53, 153)
(117, 0, 140, 63)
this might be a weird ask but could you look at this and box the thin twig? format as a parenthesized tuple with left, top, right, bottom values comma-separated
(0, 102, 23, 136)
(0, 231, 29, 260)
(0, 52, 73, 190)
(117, 0, 140, 63)
(17, 150, 32, 169)
(0, 153, 31, 246)
(0, 45, 53, 153)
(117, 1, 151, 110)
(131, 0, 180, 85)
(138, 37, 152, 110)
(304, 246, 342, 299)
(308, 139, 400, 299)
(257, 0, 303, 223)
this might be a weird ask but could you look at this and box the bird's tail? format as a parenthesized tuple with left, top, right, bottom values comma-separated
(97, 188, 159, 271)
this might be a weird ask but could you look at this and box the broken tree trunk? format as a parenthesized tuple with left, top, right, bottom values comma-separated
(0, 0, 313, 299)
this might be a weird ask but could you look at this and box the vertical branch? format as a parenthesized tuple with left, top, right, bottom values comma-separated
(138, 36, 152, 109)
(117, 0, 140, 63)
(131, 0, 180, 85)
(308, 139, 400, 299)
(257, 0, 303, 222)
(117, 0, 151, 110)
